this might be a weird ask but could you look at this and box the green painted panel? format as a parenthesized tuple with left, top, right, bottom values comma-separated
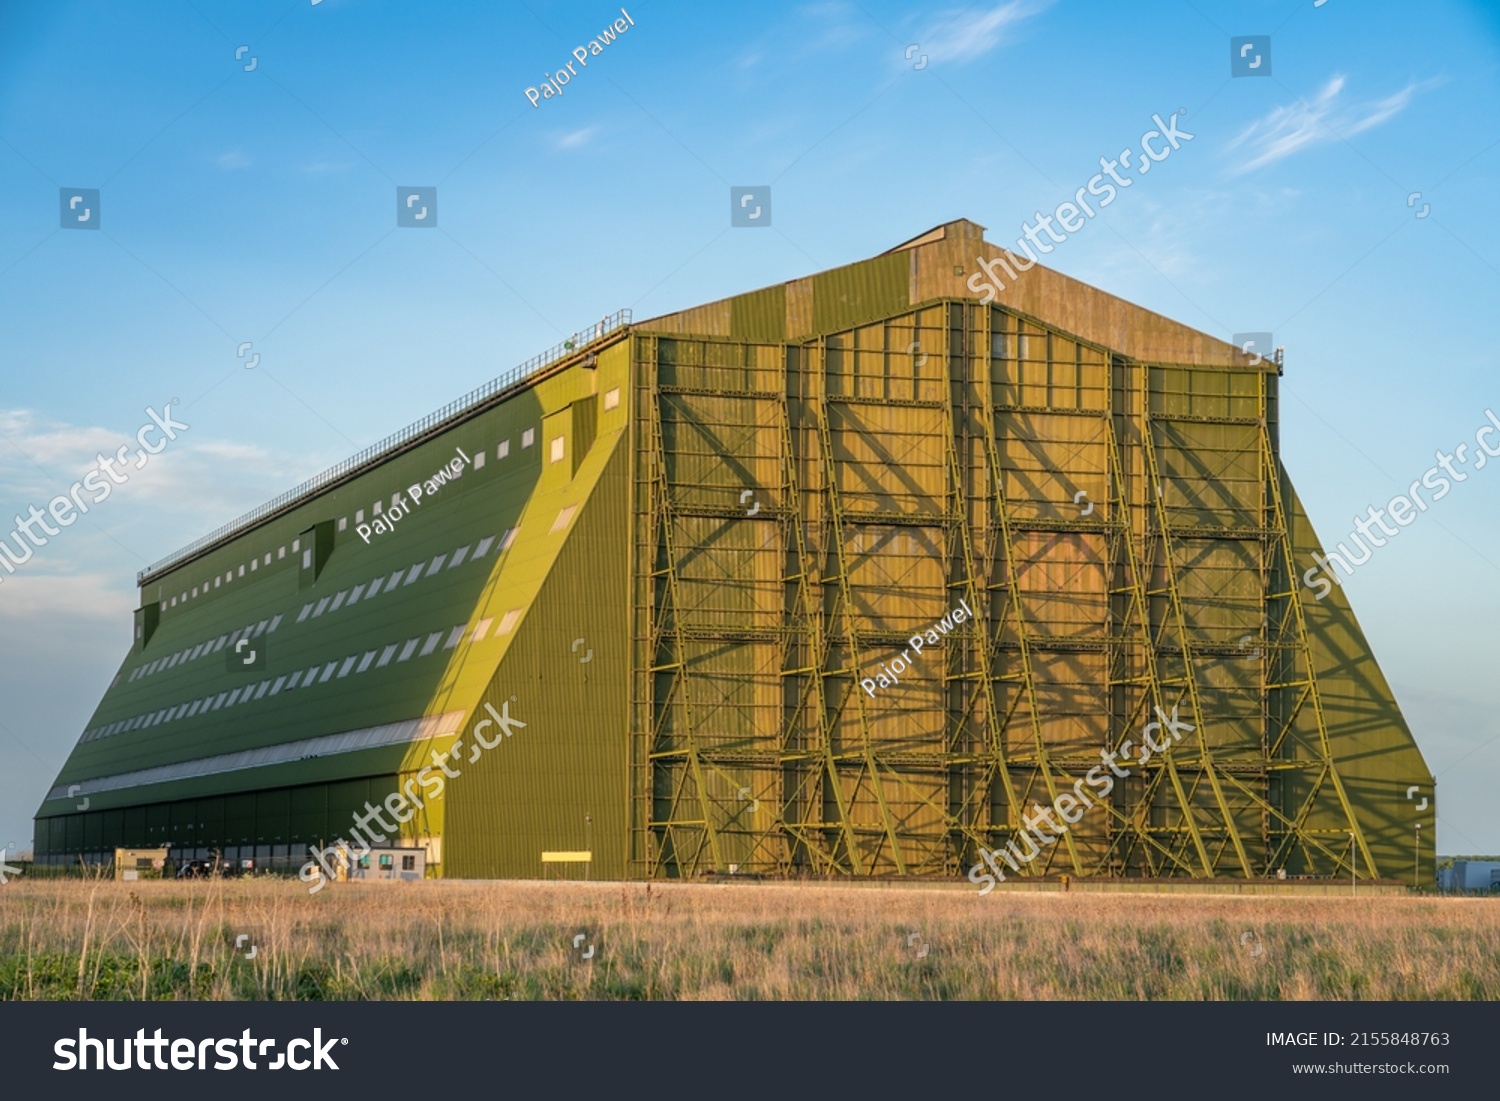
(811, 253, 907, 334)
(730, 285, 786, 343)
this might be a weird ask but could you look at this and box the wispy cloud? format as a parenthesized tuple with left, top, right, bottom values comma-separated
(215, 150, 250, 170)
(555, 125, 600, 151)
(920, 0, 1053, 66)
(1226, 75, 1427, 174)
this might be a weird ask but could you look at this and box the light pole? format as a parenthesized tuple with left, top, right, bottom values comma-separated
(1415, 822, 1422, 892)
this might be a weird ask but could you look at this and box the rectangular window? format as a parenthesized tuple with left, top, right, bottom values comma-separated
(312, 597, 331, 617)
(397, 638, 419, 661)
(302, 549, 313, 569)
(473, 535, 495, 558)
(604, 387, 620, 410)
(473, 451, 486, 470)
(348, 583, 366, 605)
(498, 609, 522, 635)
(296, 603, 313, 623)
(419, 632, 443, 656)
(338, 517, 348, 532)
(268, 613, 283, 632)
(403, 564, 423, 585)
(551, 505, 577, 533)
(356, 510, 365, 524)
(238, 565, 245, 577)
(501, 528, 519, 550)
(376, 644, 399, 668)
(336, 656, 356, 678)
(550, 436, 565, 463)
(331, 590, 348, 611)
(318, 662, 338, 683)
(471, 618, 494, 642)
(425, 555, 446, 576)
(521, 428, 535, 448)
(253, 619, 269, 637)
(278, 546, 286, 559)
(402, 855, 416, 871)
(498, 440, 510, 459)
(254, 681, 272, 699)
(448, 545, 469, 568)
(356, 650, 377, 673)
(373, 501, 383, 515)
(445, 625, 466, 649)
(250, 558, 258, 571)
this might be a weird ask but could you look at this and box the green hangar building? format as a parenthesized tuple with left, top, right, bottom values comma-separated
(35, 219, 1434, 885)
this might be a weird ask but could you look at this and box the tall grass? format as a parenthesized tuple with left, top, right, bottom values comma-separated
(1, 879, 1495, 1000)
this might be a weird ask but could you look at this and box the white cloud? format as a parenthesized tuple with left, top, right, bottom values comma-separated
(1225, 75, 1426, 174)
(919, 0, 1053, 66)
(555, 125, 600, 151)
(215, 150, 251, 170)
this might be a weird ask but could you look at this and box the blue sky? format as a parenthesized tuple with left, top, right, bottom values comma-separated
(1, 0, 1498, 860)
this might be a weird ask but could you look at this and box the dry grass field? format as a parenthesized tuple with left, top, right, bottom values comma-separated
(1, 878, 1496, 1000)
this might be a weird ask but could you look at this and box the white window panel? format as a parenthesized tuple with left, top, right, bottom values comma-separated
(445, 625, 466, 649)
(498, 609, 522, 634)
(403, 564, 423, 585)
(425, 555, 446, 576)
(331, 590, 348, 611)
(318, 662, 338, 683)
(419, 632, 443, 656)
(336, 656, 356, 678)
(397, 638, 419, 662)
(376, 644, 399, 668)
(356, 650, 377, 673)
(471, 618, 494, 642)
(498, 439, 510, 459)
(604, 387, 620, 411)
(268, 613, 283, 632)
(521, 428, 534, 448)
(270, 676, 287, 695)
(473, 535, 496, 557)
(297, 603, 314, 623)
(448, 545, 470, 568)
(313, 597, 331, 617)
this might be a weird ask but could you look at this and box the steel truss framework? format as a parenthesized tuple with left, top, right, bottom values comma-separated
(629, 301, 1382, 880)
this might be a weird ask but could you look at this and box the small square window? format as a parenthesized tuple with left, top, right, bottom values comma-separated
(292, 539, 300, 552)
(392, 494, 401, 510)
(264, 553, 271, 565)
(374, 501, 383, 515)
(521, 428, 534, 448)
(238, 565, 245, 577)
(250, 559, 257, 571)
(302, 549, 313, 569)
(225, 571, 232, 582)
(338, 517, 348, 532)
(356, 509, 365, 523)
(214, 577, 221, 588)
(192, 586, 198, 597)
(474, 451, 486, 470)
(604, 387, 620, 411)
(278, 546, 285, 559)
(498, 440, 510, 459)
(550, 436, 565, 463)
(402, 855, 416, 871)
(379, 854, 393, 868)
